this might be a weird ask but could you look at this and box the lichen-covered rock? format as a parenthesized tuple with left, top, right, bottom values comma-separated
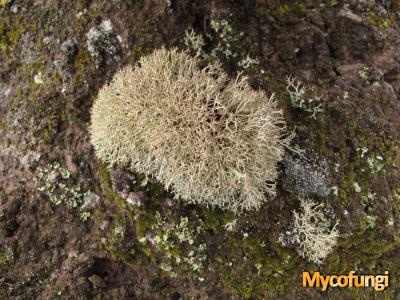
(86, 20, 120, 66)
(282, 155, 331, 198)
(0, 1, 400, 299)
(110, 166, 137, 199)
(54, 38, 77, 88)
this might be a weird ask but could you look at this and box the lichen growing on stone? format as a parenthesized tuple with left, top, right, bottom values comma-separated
(86, 19, 119, 66)
(90, 47, 291, 213)
(292, 199, 339, 265)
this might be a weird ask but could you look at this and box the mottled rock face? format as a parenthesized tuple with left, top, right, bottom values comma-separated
(1, 0, 400, 299)
(54, 38, 77, 87)
(86, 19, 120, 66)
(110, 166, 137, 198)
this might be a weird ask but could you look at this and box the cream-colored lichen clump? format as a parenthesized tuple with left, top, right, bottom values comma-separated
(90, 47, 290, 213)
(293, 199, 339, 264)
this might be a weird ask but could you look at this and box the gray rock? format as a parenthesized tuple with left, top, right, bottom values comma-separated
(20, 33, 38, 63)
(54, 38, 77, 89)
(110, 166, 136, 198)
(86, 20, 119, 66)
(81, 192, 100, 209)
(338, 9, 362, 23)
(20, 151, 41, 170)
(126, 191, 145, 207)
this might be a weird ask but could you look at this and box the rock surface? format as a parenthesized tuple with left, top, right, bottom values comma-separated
(0, 1, 400, 299)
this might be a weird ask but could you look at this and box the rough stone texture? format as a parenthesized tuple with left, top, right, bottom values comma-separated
(0, 1, 400, 299)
